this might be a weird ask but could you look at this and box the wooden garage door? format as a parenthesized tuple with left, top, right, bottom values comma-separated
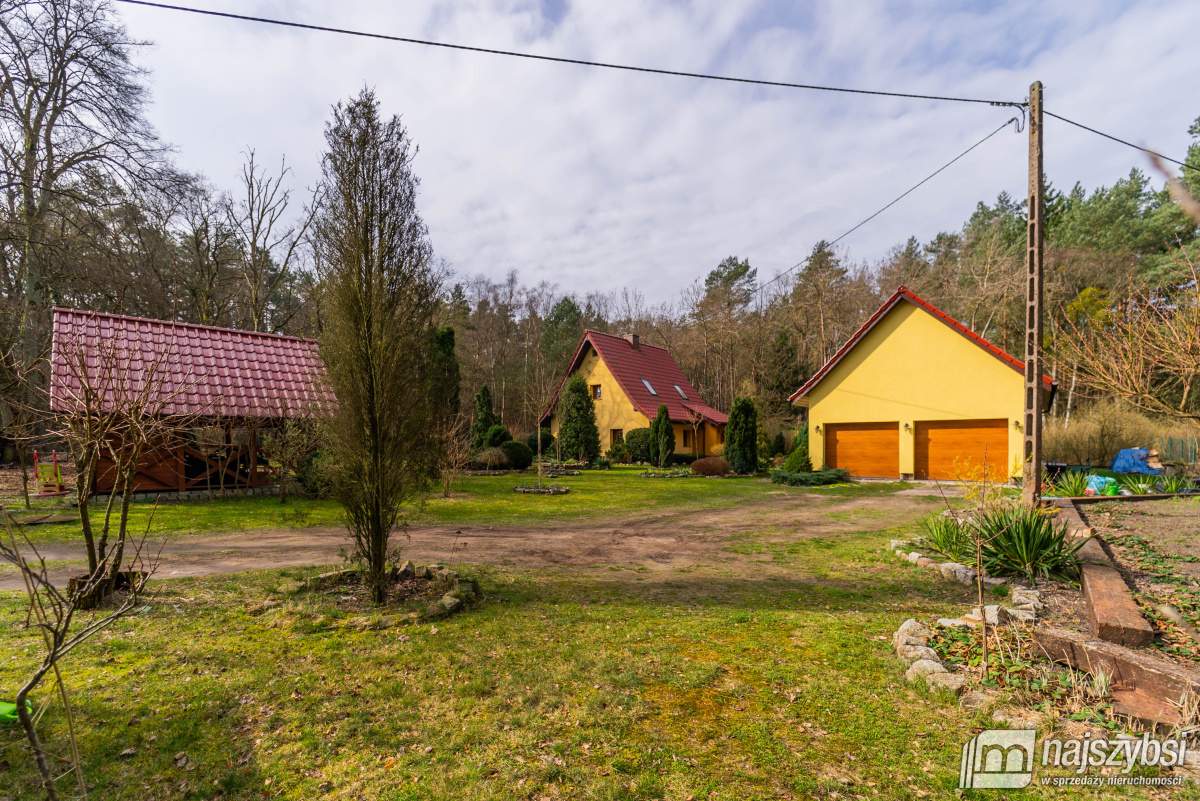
(914, 419, 1008, 481)
(824, 422, 899, 478)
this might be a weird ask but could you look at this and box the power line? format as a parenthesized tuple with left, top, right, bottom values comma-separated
(1045, 110, 1198, 173)
(114, 0, 1024, 108)
(756, 116, 1019, 296)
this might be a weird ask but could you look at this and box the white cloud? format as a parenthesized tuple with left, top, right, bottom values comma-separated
(118, 0, 1200, 301)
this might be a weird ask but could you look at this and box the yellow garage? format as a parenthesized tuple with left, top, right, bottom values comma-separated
(790, 288, 1053, 481)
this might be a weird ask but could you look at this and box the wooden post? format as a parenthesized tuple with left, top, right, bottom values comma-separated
(1022, 81, 1045, 505)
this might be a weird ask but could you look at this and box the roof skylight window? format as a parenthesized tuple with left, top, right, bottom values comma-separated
(673, 384, 688, 400)
(641, 379, 657, 396)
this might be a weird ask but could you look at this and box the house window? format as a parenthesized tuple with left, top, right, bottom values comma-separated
(718, 428, 725, 444)
(611, 429, 624, 444)
(591, 384, 602, 400)
(674, 384, 688, 399)
(683, 430, 691, 448)
(641, 379, 657, 395)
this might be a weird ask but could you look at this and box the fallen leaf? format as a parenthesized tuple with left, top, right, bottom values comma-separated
(119, 748, 136, 758)
(174, 752, 187, 768)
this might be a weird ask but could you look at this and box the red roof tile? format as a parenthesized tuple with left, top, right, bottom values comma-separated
(789, 287, 1055, 402)
(541, 331, 728, 426)
(50, 308, 330, 418)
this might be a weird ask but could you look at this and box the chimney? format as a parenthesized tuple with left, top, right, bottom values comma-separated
(624, 333, 640, 348)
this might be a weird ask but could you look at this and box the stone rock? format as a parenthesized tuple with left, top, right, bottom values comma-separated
(428, 564, 444, 571)
(905, 659, 946, 681)
(397, 561, 416, 579)
(907, 552, 922, 564)
(424, 603, 448, 620)
(437, 568, 459, 582)
(967, 605, 1007, 626)
(1004, 607, 1036, 624)
(895, 550, 906, 558)
(889, 540, 909, 550)
(439, 595, 462, 614)
(1011, 589, 1043, 610)
(274, 581, 304, 595)
(262, 600, 278, 611)
(916, 557, 938, 568)
(959, 689, 995, 710)
(937, 618, 971, 628)
(896, 643, 940, 663)
(346, 616, 374, 631)
(415, 565, 431, 580)
(982, 577, 1006, 588)
(897, 618, 932, 640)
(450, 579, 477, 602)
(925, 672, 968, 694)
(938, 562, 978, 585)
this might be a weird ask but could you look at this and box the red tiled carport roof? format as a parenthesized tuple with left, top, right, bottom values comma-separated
(50, 307, 331, 418)
(789, 286, 1055, 402)
(540, 330, 728, 426)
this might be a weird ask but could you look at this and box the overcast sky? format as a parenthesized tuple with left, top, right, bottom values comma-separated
(115, 0, 1200, 302)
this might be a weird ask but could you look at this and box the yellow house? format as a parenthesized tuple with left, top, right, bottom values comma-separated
(790, 287, 1054, 480)
(540, 331, 727, 456)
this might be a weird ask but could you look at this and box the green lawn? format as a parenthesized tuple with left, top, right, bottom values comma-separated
(11, 467, 918, 546)
(1, 477, 1186, 799)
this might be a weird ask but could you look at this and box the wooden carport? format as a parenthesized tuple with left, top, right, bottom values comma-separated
(50, 308, 329, 495)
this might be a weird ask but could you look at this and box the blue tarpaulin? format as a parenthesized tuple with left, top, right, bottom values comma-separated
(1110, 448, 1163, 475)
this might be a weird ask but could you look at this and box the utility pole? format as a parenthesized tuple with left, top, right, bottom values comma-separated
(1022, 81, 1044, 505)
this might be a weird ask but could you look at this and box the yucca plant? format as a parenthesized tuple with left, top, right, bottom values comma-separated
(1116, 474, 1159, 495)
(977, 505, 1085, 587)
(1050, 470, 1091, 498)
(1160, 474, 1193, 494)
(918, 513, 974, 563)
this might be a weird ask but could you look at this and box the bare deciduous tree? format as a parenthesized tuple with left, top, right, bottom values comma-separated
(1059, 245, 1200, 423)
(2, 508, 160, 801)
(227, 150, 318, 333)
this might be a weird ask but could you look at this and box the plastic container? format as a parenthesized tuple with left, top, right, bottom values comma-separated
(1, 700, 32, 725)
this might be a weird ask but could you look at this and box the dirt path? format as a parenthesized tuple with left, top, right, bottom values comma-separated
(0, 491, 931, 589)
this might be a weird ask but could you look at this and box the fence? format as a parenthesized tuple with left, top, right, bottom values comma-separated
(1156, 437, 1200, 469)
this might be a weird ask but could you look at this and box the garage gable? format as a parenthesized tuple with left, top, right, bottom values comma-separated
(790, 287, 1052, 406)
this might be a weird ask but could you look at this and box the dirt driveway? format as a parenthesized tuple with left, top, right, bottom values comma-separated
(0, 490, 934, 590)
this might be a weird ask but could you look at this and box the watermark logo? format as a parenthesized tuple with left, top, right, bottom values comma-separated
(959, 729, 1191, 789)
(959, 729, 1036, 789)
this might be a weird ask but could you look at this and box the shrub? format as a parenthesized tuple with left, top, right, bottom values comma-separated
(296, 448, 335, 499)
(976, 505, 1085, 587)
(1042, 401, 1167, 466)
(558, 375, 601, 462)
(648, 404, 675, 468)
(769, 467, 850, 486)
(1161, 474, 1193, 494)
(784, 444, 812, 473)
(591, 456, 612, 470)
(476, 447, 509, 471)
(725, 397, 758, 474)
(484, 424, 512, 448)
(918, 513, 973, 562)
(469, 385, 501, 449)
(669, 453, 698, 466)
(710, 443, 724, 457)
(691, 457, 731, 476)
(500, 440, 534, 470)
(623, 428, 652, 463)
(606, 442, 630, 463)
(772, 432, 787, 456)
(1116, 474, 1158, 495)
(527, 429, 554, 454)
(1050, 469, 1091, 497)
